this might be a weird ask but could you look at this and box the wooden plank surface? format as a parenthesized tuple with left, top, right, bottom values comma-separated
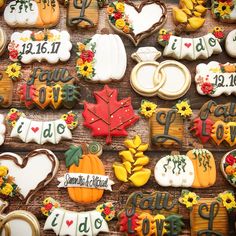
(0, 0, 235, 235)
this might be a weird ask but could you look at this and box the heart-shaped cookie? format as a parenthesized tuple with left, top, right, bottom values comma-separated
(0, 149, 59, 203)
(221, 150, 236, 188)
(108, 0, 167, 46)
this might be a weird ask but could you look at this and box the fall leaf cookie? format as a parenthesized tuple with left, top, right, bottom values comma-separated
(154, 149, 216, 188)
(113, 135, 151, 187)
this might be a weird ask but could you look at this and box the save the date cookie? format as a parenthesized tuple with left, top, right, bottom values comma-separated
(6, 108, 78, 145)
(76, 34, 127, 83)
(225, 29, 236, 58)
(118, 191, 184, 236)
(191, 100, 236, 146)
(107, 0, 167, 46)
(0, 149, 59, 204)
(0, 199, 40, 236)
(4, 0, 60, 28)
(58, 143, 114, 204)
(83, 85, 139, 144)
(8, 30, 72, 64)
(66, 0, 99, 28)
(172, 0, 207, 32)
(195, 61, 236, 97)
(43, 199, 115, 236)
(19, 67, 80, 109)
(221, 150, 236, 187)
(211, 0, 236, 23)
(158, 28, 222, 60)
(0, 27, 7, 56)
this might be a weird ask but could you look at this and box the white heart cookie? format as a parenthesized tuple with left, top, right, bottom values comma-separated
(0, 149, 59, 203)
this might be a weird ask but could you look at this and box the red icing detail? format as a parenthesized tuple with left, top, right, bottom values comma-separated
(119, 212, 139, 235)
(226, 154, 236, 165)
(191, 117, 214, 143)
(31, 127, 39, 133)
(82, 85, 139, 144)
(184, 43, 191, 48)
(18, 84, 36, 109)
(66, 220, 73, 227)
(44, 203, 53, 211)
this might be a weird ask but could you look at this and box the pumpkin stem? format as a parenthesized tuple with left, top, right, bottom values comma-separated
(81, 143, 89, 155)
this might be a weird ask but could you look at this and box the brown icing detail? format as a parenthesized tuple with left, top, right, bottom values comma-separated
(108, 0, 167, 46)
(0, 149, 58, 203)
(0, 71, 13, 108)
(190, 199, 228, 236)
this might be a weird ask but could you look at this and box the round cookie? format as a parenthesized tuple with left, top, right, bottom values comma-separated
(225, 29, 236, 58)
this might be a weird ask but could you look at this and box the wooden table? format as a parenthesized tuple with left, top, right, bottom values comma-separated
(0, 0, 235, 235)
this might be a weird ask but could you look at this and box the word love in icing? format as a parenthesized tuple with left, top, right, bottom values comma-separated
(8, 30, 72, 64)
(4, 0, 60, 28)
(225, 29, 236, 58)
(6, 109, 78, 145)
(0, 149, 59, 203)
(191, 100, 236, 146)
(0, 199, 40, 236)
(158, 30, 222, 60)
(44, 202, 115, 236)
(19, 67, 79, 109)
(58, 173, 113, 191)
(195, 61, 236, 97)
(76, 34, 127, 83)
(154, 149, 216, 188)
(107, 0, 167, 46)
(118, 191, 184, 236)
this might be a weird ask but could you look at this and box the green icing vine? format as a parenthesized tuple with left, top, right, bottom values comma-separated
(163, 155, 187, 174)
(192, 149, 212, 172)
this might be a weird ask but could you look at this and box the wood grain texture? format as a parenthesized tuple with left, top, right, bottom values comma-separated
(0, 0, 235, 235)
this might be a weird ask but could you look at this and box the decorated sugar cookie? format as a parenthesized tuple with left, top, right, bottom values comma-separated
(0, 149, 59, 203)
(0, 114, 6, 146)
(58, 142, 114, 204)
(191, 100, 236, 146)
(8, 30, 72, 64)
(211, 0, 236, 23)
(195, 61, 236, 97)
(0, 27, 7, 56)
(225, 29, 236, 58)
(76, 34, 127, 83)
(130, 47, 191, 99)
(65, 0, 99, 28)
(83, 85, 139, 144)
(221, 150, 236, 187)
(0, 199, 40, 236)
(179, 190, 235, 236)
(42, 198, 115, 236)
(107, 0, 167, 46)
(4, 0, 60, 28)
(0, 63, 22, 108)
(158, 28, 223, 60)
(172, 0, 207, 32)
(113, 135, 151, 187)
(6, 108, 78, 145)
(154, 149, 216, 188)
(118, 191, 184, 236)
(19, 67, 80, 109)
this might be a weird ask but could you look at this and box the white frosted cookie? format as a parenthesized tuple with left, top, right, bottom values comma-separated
(225, 29, 236, 58)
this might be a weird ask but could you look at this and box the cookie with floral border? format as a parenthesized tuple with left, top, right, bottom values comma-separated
(195, 61, 236, 97)
(107, 0, 167, 46)
(8, 30, 72, 64)
(225, 29, 236, 58)
(220, 150, 236, 187)
(83, 85, 139, 144)
(76, 34, 127, 83)
(4, 0, 60, 28)
(0, 27, 7, 56)
(158, 28, 223, 60)
(211, 0, 236, 23)
(66, 0, 99, 28)
(118, 191, 184, 236)
(6, 108, 78, 145)
(191, 100, 236, 146)
(0, 149, 59, 204)
(43, 200, 115, 236)
(19, 67, 80, 109)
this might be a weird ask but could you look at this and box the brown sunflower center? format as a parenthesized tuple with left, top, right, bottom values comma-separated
(181, 106, 186, 111)
(146, 106, 152, 111)
(188, 197, 193, 203)
(226, 198, 232, 203)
